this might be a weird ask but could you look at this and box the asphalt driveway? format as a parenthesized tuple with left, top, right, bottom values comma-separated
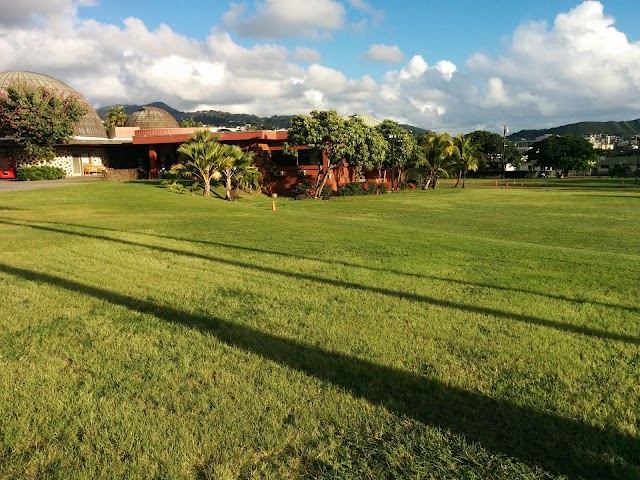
(0, 176, 104, 193)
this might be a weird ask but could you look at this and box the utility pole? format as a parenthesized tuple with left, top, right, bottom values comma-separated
(389, 134, 396, 192)
(502, 125, 508, 179)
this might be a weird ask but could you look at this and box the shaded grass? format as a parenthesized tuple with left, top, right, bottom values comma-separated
(0, 180, 638, 479)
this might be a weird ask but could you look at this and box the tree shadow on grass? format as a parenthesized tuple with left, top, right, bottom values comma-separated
(2, 217, 638, 316)
(1, 219, 639, 346)
(0, 262, 638, 479)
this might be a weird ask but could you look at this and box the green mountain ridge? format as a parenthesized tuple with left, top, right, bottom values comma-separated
(96, 103, 428, 134)
(509, 119, 640, 140)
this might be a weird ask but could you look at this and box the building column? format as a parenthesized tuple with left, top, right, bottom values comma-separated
(148, 147, 158, 179)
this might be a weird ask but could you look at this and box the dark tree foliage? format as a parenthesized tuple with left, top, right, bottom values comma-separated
(467, 130, 520, 168)
(0, 83, 87, 161)
(527, 135, 597, 176)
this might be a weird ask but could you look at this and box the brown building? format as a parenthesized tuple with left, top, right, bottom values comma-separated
(1, 70, 394, 194)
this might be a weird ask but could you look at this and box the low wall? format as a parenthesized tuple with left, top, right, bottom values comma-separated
(102, 168, 143, 181)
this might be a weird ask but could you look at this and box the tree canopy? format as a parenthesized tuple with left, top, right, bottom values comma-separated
(104, 105, 128, 132)
(0, 82, 87, 161)
(467, 130, 520, 170)
(179, 118, 205, 128)
(287, 110, 362, 197)
(377, 119, 418, 182)
(527, 135, 597, 176)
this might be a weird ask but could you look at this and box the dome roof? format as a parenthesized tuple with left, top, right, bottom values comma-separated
(0, 71, 107, 139)
(125, 106, 179, 129)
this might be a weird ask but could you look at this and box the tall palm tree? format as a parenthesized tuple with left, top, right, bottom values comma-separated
(171, 130, 227, 197)
(453, 134, 482, 188)
(419, 133, 455, 189)
(221, 145, 259, 201)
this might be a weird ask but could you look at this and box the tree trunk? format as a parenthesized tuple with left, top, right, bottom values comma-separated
(315, 166, 333, 198)
(203, 180, 211, 197)
(225, 169, 232, 200)
(453, 170, 461, 187)
(462, 170, 467, 188)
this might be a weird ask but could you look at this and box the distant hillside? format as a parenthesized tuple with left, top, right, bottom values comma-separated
(96, 103, 426, 134)
(509, 119, 640, 140)
(96, 102, 184, 120)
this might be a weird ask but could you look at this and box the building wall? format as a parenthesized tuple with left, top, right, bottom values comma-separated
(0, 146, 108, 176)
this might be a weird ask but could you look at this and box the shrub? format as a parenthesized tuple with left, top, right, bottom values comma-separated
(609, 162, 631, 178)
(397, 181, 417, 191)
(16, 165, 66, 181)
(291, 180, 333, 198)
(337, 181, 388, 196)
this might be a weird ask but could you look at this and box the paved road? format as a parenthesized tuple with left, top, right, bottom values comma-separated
(0, 176, 104, 193)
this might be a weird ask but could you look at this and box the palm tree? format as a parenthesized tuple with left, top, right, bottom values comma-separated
(104, 105, 129, 133)
(419, 133, 455, 189)
(171, 130, 226, 197)
(221, 145, 260, 201)
(452, 134, 482, 188)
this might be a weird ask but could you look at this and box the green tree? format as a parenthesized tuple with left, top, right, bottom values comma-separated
(452, 134, 482, 188)
(346, 117, 388, 181)
(221, 146, 259, 200)
(179, 118, 204, 128)
(171, 130, 226, 197)
(104, 105, 128, 132)
(527, 135, 597, 177)
(0, 82, 87, 161)
(417, 133, 455, 189)
(467, 130, 519, 173)
(288, 110, 358, 198)
(377, 120, 418, 185)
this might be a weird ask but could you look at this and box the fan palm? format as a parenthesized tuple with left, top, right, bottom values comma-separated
(171, 130, 227, 197)
(419, 133, 455, 189)
(452, 134, 482, 188)
(221, 145, 260, 200)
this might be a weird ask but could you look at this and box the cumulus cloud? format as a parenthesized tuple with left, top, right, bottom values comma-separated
(222, 0, 345, 40)
(292, 47, 321, 63)
(465, 0, 640, 127)
(0, 0, 95, 27)
(363, 44, 403, 63)
(1, 0, 639, 135)
(346, 0, 384, 26)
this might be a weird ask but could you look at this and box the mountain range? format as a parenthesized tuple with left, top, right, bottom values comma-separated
(508, 119, 640, 140)
(95, 102, 428, 135)
(96, 102, 640, 139)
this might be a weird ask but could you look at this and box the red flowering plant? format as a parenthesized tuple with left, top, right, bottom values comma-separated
(0, 82, 87, 161)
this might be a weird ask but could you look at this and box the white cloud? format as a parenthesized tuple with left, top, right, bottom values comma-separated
(292, 47, 321, 63)
(346, 0, 384, 26)
(435, 60, 456, 81)
(363, 44, 403, 63)
(1, 0, 640, 135)
(222, 0, 345, 40)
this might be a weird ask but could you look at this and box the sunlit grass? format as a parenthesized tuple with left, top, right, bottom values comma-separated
(0, 180, 638, 479)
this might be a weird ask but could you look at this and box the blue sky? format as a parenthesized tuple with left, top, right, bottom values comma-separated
(1, 1, 640, 134)
(80, 0, 640, 78)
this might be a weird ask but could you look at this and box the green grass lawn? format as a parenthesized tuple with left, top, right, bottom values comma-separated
(0, 180, 638, 479)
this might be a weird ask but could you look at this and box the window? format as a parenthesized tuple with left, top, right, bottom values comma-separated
(297, 149, 320, 166)
(270, 150, 296, 167)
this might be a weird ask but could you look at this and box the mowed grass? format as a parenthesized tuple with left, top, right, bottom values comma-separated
(0, 180, 638, 479)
